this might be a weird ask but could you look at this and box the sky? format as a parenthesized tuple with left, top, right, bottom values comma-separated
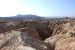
(0, 0, 75, 17)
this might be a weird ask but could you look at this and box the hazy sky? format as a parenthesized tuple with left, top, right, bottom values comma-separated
(0, 0, 75, 17)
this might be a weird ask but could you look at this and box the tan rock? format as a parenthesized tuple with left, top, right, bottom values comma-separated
(44, 30, 75, 48)
(55, 37, 75, 50)
(0, 30, 53, 50)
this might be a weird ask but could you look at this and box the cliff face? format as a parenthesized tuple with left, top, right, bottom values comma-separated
(0, 19, 75, 50)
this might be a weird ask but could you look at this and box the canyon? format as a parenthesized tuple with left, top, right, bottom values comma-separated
(0, 16, 75, 50)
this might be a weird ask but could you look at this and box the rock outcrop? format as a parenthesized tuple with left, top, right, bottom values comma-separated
(0, 28, 53, 50)
(0, 21, 24, 33)
(55, 37, 75, 50)
(19, 27, 42, 40)
(0, 20, 75, 50)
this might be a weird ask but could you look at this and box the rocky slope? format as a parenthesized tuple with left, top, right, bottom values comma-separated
(0, 28, 53, 50)
(45, 21, 75, 50)
(0, 19, 75, 50)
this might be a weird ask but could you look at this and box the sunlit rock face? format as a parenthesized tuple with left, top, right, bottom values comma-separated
(55, 37, 75, 50)
(44, 22, 75, 49)
(52, 22, 75, 35)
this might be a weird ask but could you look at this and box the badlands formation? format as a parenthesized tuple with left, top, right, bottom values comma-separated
(0, 19, 75, 50)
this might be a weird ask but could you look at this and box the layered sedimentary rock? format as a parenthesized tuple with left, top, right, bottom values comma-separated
(45, 22, 75, 49)
(0, 20, 75, 50)
(0, 21, 52, 41)
(0, 21, 24, 33)
(55, 37, 75, 50)
(0, 29, 53, 50)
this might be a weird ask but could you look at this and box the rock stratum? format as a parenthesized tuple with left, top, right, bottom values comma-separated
(0, 17, 75, 50)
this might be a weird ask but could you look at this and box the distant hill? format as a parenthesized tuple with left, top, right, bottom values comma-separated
(0, 15, 46, 21)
